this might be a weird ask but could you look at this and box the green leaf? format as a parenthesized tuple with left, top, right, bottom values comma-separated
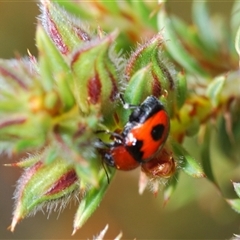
(171, 141, 205, 178)
(4, 154, 40, 168)
(163, 171, 179, 205)
(10, 158, 78, 231)
(125, 66, 151, 102)
(201, 124, 219, 189)
(41, 0, 91, 53)
(207, 76, 225, 107)
(192, 0, 218, 52)
(120, 66, 152, 125)
(130, 1, 157, 29)
(217, 111, 240, 161)
(185, 117, 200, 137)
(232, 181, 240, 198)
(75, 159, 99, 187)
(72, 168, 115, 235)
(170, 14, 214, 62)
(231, 1, 240, 36)
(36, 26, 75, 110)
(15, 138, 44, 152)
(235, 24, 240, 57)
(226, 199, 240, 213)
(175, 71, 187, 109)
(126, 35, 161, 79)
(71, 31, 119, 114)
(55, 1, 93, 20)
(43, 147, 59, 164)
(158, 8, 209, 77)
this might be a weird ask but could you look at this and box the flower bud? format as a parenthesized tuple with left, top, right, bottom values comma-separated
(36, 25, 75, 111)
(40, 0, 91, 55)
(71, 31, 120, 119)
(124, 34, 171, 101)
(120, 34, 178, 123)
(10, 157, 79, 231)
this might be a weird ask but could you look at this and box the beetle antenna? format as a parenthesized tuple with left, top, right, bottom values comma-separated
(102, 160, 110, 184)
(119, 94, 137, 109)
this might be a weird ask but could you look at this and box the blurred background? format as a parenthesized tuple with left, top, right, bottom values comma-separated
(0, 1, 239, 239)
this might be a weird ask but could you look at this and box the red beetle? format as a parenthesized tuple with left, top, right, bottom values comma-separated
(100, 95, 170, 171)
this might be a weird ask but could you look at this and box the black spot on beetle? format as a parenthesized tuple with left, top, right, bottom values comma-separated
(151, 124, 164, 141)
(126, 140, 144, 162)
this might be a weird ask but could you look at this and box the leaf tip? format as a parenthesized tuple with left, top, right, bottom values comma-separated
(8, 214, 21, 232)
(71, 227, 78, 236)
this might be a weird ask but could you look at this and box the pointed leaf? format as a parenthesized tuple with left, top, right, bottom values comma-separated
(163, 171, 179, 205)
(71, 31, 120, 114)
(10, 158, 78, 231)
(171, 141, 205, 178)
(192, 0, 218, 52)
(232, 182, 240, 198)
(226, 199, 240, 214)
(36, 25, 75, 110)
(207, 76, 225, 107)
(125, 34, 163, 80)
(72, 168, 115, 235)
(55, 1, 94, 20)
(158, 8, 208, 77)
(4, 155, 40, 168)
(40, 0, 91, 54)
(121, 66, 150, 122)
(231, 1, 240, 35)
(235, 24, 240, 57)
(201, 124, 219, 188)
(175, 71, 187, 109)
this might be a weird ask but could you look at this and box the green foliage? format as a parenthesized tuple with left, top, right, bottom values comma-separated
(0, 0, 240, 236)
